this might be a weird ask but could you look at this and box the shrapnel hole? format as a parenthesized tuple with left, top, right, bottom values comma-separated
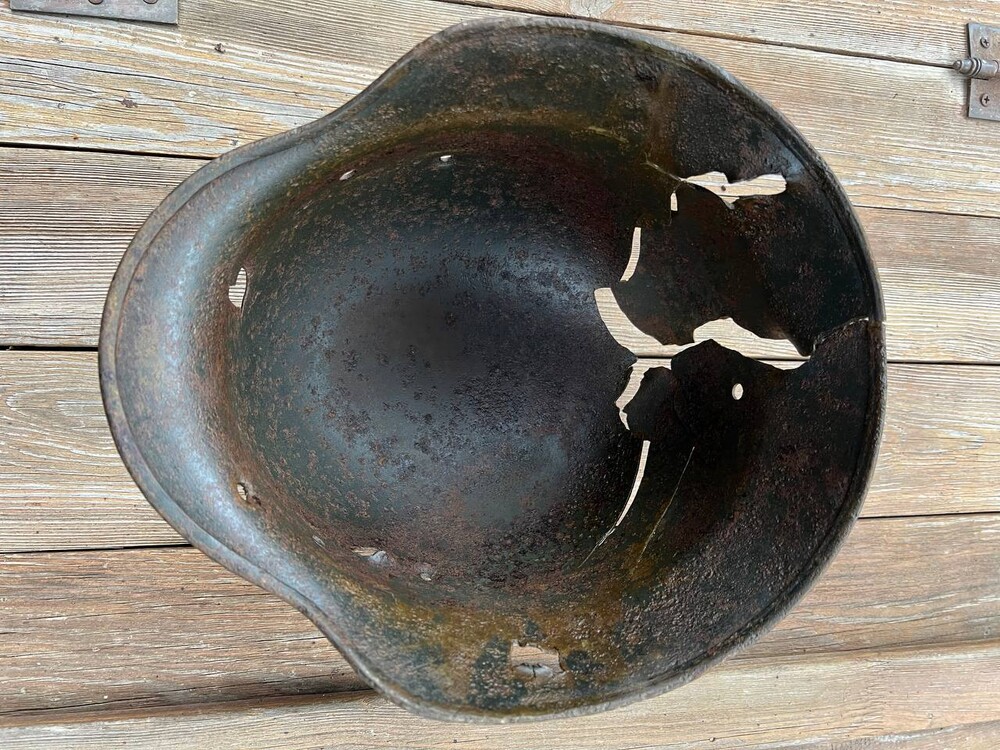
(229, 268, 247, 308)
(353, 547, 390, 565)
(509, 641, 563, 681)
(620, 227, 641, 282)
(684, 171, 787, 205)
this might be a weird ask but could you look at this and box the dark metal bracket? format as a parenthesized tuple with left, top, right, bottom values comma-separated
(953, 23, 1000, 121)
(10, 0, 178, 24)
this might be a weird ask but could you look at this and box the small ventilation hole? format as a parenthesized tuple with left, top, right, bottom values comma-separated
(229, 268, 247, 309)
(732, 383, 744, 400)
(339, 169, 355, 181)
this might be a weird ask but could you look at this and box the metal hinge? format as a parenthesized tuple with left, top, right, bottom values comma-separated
(10, 0, 178, 24)
(953, 23, 1000, 121)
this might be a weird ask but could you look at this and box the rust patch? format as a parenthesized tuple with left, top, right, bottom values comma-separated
(100, 18, 885, 723)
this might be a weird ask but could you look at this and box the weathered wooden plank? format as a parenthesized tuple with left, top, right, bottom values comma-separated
(0, 149, 197, 346)
(1, 644, 997, 748)
(0, 515, 996, 721)
(0, 548, 360, 716)
(781, 721, 1000, 750)
(432, 0, 985, 65)
(0, 352, 184, 551)
(1, 0, 997, 218)
(3, 149, 1000, 361)
(3, 352, 999, 552)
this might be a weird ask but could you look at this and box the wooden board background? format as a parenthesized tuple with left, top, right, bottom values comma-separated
(2, 353, 1000, 553)
(0, 0, 997, 746)
(2, 515, 997, 717)
(0, 0, 998, 218)
(2, 147, 998, 361)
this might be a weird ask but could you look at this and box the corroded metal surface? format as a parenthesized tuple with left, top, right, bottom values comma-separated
(100, 18, 886, 722)
(10, 0, 178, 24)
(958, 23, 1000, 121)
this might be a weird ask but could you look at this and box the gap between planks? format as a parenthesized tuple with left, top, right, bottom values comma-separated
(1, 0, 999, 218)
(0, 139, 213, 162)
(2, 147, 999, 360)
(1, 643, 998, 748)
(422, 0, 998, 67)
(2, 352, 1000, 554)
(427, 0, 961, 68)
(2, 508, 997, 558)
(0, 513, 997, 725)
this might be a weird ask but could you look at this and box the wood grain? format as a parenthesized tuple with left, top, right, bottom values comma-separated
(2, 0, 998, 218)
(0, 549, 360, 716)
(0, 515, 996, 720)
(1, 0, 996, 745)
(783, 722, 1000, 750)
(1, 645, 997, 748)
(3, 352, 1000, 553)
(0, 352, 184, 551)
(3, 149, 1000, 361)
(0, 148, 196, 346)
(433, 0, 986, 65)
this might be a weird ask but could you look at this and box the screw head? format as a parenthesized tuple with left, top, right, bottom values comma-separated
(87, 0, 103, 4)
(981, 93, 993, 106)
(981, 37, 991, 48)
